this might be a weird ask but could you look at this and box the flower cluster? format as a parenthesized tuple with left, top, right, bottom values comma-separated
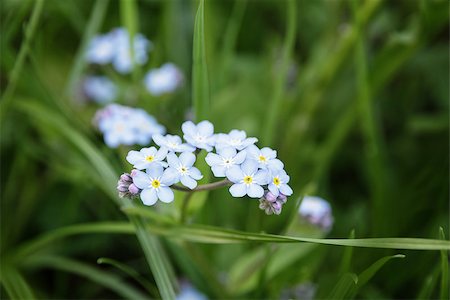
(118, 120, 293, 215)
(86, 27, 151, 74)
(83, 76, 117, 104)
(298, 196, 334, 231)
(144, 63, 184, 96)
(94, 104, 165, 148)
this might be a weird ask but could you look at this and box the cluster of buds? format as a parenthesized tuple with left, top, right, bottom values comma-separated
(259, 191, 287, 215)
(117, 173, 140, 198)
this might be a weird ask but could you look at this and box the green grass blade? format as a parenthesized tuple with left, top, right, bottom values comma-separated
(120, 0, 140, 82)
(192, 0, 210, 121)
(339, 229, 356, 274)
(417, 264, 440, 299)
(349, 254, 405, 298)
(24, 255, 150, 299)
(65, 0, 110, 96)
(1, 0, 44, 117)
(328, 273, 358, 300)
(439, 227, 449, 300)
(262, 0, 297, 145)
(1, 265, 35, 300)
(97, 257, 158, 296)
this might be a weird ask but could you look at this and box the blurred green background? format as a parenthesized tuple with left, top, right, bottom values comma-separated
(1, 0, 449, 299)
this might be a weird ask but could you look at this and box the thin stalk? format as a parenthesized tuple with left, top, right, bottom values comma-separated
(262, 0, 296, 146)
(180, 192, 194, 223)
(1, 0, 44, 117)
(171, 179, 231, 192)
(120, 0, 141, 83)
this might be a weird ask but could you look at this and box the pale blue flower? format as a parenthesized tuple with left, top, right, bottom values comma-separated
(167, 152, 203, 189)
(100, 115, 137, 147)
(299, 196, 334, 231)
(86, 33, 116, 64)
(215, 130, 257, 151)
(144, 63, 183, 96)
(153, 134, 195, 153)
(182, 120, 215, 152)
(205, 147, 246, 177)
(132, 165, 179, 205)
(245, 145, 284, 170)
(226, 160, 269, 198)
(112, 28, 151, 74)
(176, 282, 208, 300)
(268, 169, 293, 197)
(130, 109, 166, 145)
(83, 76, 117, 104)
(126, 147, 168, 170)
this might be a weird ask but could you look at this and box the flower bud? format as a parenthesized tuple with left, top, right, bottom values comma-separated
(117, 172, 140, 198)
(128, 183, 140, 195)
(259, 191, 287, 215)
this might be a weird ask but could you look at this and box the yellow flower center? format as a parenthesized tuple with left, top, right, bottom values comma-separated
(181, 167, 187, 173)
(258, 155, 267, 162)
(145, 155, 154, 162)
(151, 179, 161, 189)
(273, 177, 280, 186)
(243, 176, 253, 184)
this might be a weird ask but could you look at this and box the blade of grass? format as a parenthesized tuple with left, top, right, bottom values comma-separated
(327, 273, 358, 300)
(65, 0, 110, 97)
(24, 255, 150, 299)
(1, 0, 44, 118)
(192, 0, 210, 121)
(1, 265, 35, 300)
(120, 0, 140, 82)
(262, 0, 296, 145)
(339, 229, 356, 275)
(439, 227, 448, 300)
(417, 264, 441, 299)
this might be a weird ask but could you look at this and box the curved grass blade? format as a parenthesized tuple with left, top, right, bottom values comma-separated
(439, 227, 448, 300)
(339, 229, 356, 274)
(328, 273, 358, 300)
(24, 255, 150, 299)
(65, 0, 110, 96)
(192, 0, 209, 121)
(1, 265, 35, 300)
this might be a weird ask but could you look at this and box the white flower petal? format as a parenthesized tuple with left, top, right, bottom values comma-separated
(254, 170, 269, 185)
(218, 147, 236, 159)
(179, 152, 196, 167)
(157, 187, 174, 203)
(280, 184, 293, 196)
(233, 151, 247, 165)
(167, 152, 179, 168)
(247, 184, 264, 198)
(182, 121, 196, 137)
(141, 188, 158, 206)
(205, 153, 222, 166)
(126, 150, 142, 165)
(132, 170, 150, 189)
(229, 183, 246, 197)
(189, 167, 203, 180)
(211, 165, 226, 177)
(152, 134, 165, 147)
(268, 183, 279, 197)
(268, 159, 284, 170)
(161, 167, 180, 186)
(226, 166, 244, 183)
(197, 120, 214, 136)
(181, 175, 197, 189)
(241, 159, 258, 175)
(146, 164, 164, 178)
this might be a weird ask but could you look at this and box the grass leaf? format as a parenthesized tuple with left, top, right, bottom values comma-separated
(439, 227, 449, 300)
(328, 273, 358, 300)
(1, 265, 35, 300)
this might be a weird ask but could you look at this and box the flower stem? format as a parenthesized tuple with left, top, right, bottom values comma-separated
(171, 179, 231, 192)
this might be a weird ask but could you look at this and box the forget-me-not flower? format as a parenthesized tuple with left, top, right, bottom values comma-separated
(215, 130, 257, 151)
(245, 145, 284, 170)
(130, 110, 166, 145)
(83, 76, 117, 104)
(126, 147, 168, 170)
(153, 134, 195, 153)
(144, 63, 183, 96)
(132, 165, 179, 205)
(100, 115, 136, 147)
(182, 120, 216, 152)
(167, 152, 203, 189)
(299, 196, 334, 231)
(86, 33, 116, 64)
(205, 147, 246, 177)
(112, 28, 151, 74)
(268, 169, 293, 197)
(226, 160, 269, 198)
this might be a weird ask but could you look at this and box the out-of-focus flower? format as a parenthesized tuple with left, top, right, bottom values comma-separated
(182, 120, 216, 152)
(126, 147, 168, 170)
(205, 147, 246, 177)
(299, 196, 334, 231)
(226, 160, 269, 198)
(86, 27, 152, 74)
(259, 191, 287, 215)
(167, 152, 203, 189)
(215, 130, 257, 151)
(268, 169, 293, 197)
(144, 63, 183, 96)
(117, 173, 140, 198)
(245, 145, 284, 171)
(132, 165, 179, 205)
(280, 282, 317, 300)
(94, 104, 165, 148)
(153, 134, 195, 153)
(176, 281, 208, 300)
(83, 76, 117, 104)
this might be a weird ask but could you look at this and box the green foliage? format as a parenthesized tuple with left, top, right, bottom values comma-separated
(1, 0, 448, 299)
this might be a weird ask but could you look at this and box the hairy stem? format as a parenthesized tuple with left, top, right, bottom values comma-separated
(171, 179, 232, 192)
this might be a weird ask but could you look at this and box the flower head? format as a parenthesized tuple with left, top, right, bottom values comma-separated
(153, 134, 195, 153)
(245, 145, 284, 170)
(132, 165, 179, 205)
(86, 33, 116, 64)
(167, 152, 203, 189)
(268, 169, 293, 197)
(117, 173, 140, 198)
(259, 191, 287, 215)
(144, 63, 183, 96)
(83, 76, 117, 104)
(126, 147, 168, 170)
(205, 147, 246, 177)
(215, 130, 257, 151)
(182, 120, 215, 152)
(299, 196, 334, 231)
(226, 160, 269, 198)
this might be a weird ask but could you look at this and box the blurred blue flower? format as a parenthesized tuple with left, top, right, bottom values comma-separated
(132, 165, 179, 205)
(245, 145, 284, 171)
(215, 130, 257, 151)
(176, 281, 208, 300)
(226, 160, 269, 198)
(268, 169, 293, 197)
(83, 76, 117, 104)
(144, 63, 183, 96)
(153, 134, 195, 153)
(299, 196, 334, 231)
(126, 147, 168, 170)
(182, 120, 215, 152)
(167, 152, 203, 189)
(205, 147, 246, 177)
(86, 33, 116, 64)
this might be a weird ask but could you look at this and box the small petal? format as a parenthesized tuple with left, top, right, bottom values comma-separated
(197, 120, 214, 136)
(205, 153, 222, 166)
(179, 152, 196, 167)
(132, 170, 150, 189)
(181, 175, 197, 189)
(268, 183, 280, 197)
(211, 165, 226, 177)
(157, 187, 174, 203)
(141, 188, 158, 206)
(233, 151, 247, 164)
(247, 184, 264, 198)
(189, 167, 203, 180)
(146, 164, 164, 178)
(182, 121, 196, 136)
(229, 183, 246, 197)
(254, 170, 269, 185)
(280, 184, 293, 196)
(167, 152, 180, 168)
(161, 167, 180, 186)
(226, 166, 244, 183)
(241, 159, 258, 175)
